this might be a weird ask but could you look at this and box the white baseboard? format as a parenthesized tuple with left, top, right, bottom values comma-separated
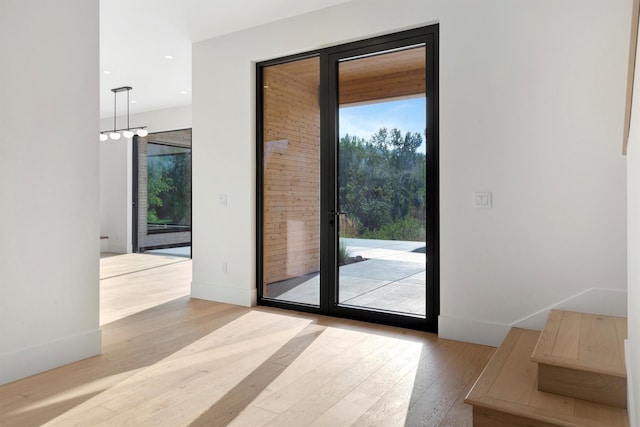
(626, 339, 638, 427)
(439, 288, 627, 347)
(512, 288, 627, 330)
(191, 281, 256, 307)
(0, 328, 101, 385)
(438, 314, 511, 347)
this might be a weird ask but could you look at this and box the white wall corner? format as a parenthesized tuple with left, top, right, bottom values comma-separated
(512, 288, 628, 331)
(0, 329, 101, 385)
(191, 281, 257, 307)
(626, 339, 638, 427)
(100, 237, 109, 253)
(438, 315, 511, 347)
(439, 288, 628, 347)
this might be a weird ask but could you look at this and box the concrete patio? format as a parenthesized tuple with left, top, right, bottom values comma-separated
(267, 238, 427, 316)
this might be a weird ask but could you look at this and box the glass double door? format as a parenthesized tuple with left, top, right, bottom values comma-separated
(258, 27, 438, 331)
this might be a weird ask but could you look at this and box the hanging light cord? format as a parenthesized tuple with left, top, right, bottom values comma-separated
(100, 86, 147, 140)
(127, 88, 130, 131)
(113, 90, 117, 132)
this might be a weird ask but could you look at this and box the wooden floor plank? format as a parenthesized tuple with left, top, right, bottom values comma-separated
(307, 390, 380, 427)
(351, 368, 421, 427)
(100, 254, 191, 325)
(353, 339, 475, 427)
(572, 399, 629, 426)
(527, 387, 575, 416)
(532, 309, 562, 358)
(465, 327, 521, 402)
(465, 327, 629, 427)
(44, 405, 118, 427)
(259, 334, 400, 425)
(532, 310, 628, 408)
(354, 340, 423, 397)
(437, 393, 475, 427)
(228, 406, 279, 427)
(404, 343, 494, 427)
(488, 329, 539, 404)
(1, 253, 498, 427)
(615, 316, 628, 370)
(532, 310, 627, 377)
(551, 311, 581, 360)
(578, 314, 622, 369)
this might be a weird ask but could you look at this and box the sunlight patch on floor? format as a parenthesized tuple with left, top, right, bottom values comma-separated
(8, 369, 144, 417)
(99, 254, 191, 325)
(41, 308, 428, 427)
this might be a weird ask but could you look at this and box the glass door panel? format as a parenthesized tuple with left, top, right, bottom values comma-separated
(133, 129, 192, 254)
(261, 56, 321, 306)
(336, 46, 427, 317)
(257, 26, 438, 330)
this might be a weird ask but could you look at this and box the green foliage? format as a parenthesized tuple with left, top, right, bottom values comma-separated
(147, 152, 191, 226)
(337, 239, 351, 266)
(147, 158, 175, 223)
(339, 128, 426, 241)
(361, 216, 426, 241)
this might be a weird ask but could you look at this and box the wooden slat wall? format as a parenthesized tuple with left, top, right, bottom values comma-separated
(339, 68, 425, 105)
(263, 62, 320, 289)
(272, 47, 426, 106)
(339, 45, 425, 105)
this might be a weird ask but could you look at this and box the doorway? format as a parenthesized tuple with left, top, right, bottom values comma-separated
(257, 26, 438, 331)
(133, 128, 192, 257)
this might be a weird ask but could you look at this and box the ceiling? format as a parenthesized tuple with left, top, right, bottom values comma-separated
(272, 46, 426, 105)
(99, 0, 352, 119)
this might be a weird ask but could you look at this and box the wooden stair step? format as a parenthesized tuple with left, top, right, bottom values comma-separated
(465, 328, 629, 427)
(531, 310, 627, 408)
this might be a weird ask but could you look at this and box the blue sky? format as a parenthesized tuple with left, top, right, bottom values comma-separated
(339, 97, 426, 150)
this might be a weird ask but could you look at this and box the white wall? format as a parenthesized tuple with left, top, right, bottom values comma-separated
(192, 0, 629, 344)
(438, 1, 629, 345)
(99, 105, 191, 253)
(627, 136, 639, 427)
(0, 0, 101, 384)
(626, 28, 640, 426)
(100, 139, 132, 253)
(100, 105, 192, 135)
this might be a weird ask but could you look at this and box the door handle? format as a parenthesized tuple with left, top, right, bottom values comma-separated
(328, 211, 347, 226)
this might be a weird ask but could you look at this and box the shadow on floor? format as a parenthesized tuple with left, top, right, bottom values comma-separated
(0, 297, 248, 427)
(189, 323, 326, 427)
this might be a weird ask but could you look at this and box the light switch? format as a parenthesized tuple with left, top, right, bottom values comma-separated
(474, 192, 492, 209)
(218, 194, 228, 206)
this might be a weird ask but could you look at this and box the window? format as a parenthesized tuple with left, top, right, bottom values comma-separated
(146, 142, 192, 234)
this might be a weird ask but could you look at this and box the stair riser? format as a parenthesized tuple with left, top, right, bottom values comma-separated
(538, 363, 627, 409)
(473, 406, 563, 427)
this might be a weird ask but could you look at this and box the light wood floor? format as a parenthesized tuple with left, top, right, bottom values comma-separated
(0, 253, 494, 427)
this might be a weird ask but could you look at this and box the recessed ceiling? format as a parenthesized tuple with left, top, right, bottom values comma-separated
(100, 0, 352, 118)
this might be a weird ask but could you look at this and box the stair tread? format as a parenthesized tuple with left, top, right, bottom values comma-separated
(465, 328, 629, 427)
(531, 310, 627, 377)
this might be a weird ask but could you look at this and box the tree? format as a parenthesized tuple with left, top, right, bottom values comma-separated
(147, 157, 174, 223)
(338, 128, 426, 241)
(147, 151, 192, 226)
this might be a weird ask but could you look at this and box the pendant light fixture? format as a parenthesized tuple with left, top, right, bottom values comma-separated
(99, 86, 148, 141)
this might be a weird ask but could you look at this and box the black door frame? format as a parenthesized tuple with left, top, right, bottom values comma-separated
(257, 25, 439, 332)
(132, 135, 139, 253)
